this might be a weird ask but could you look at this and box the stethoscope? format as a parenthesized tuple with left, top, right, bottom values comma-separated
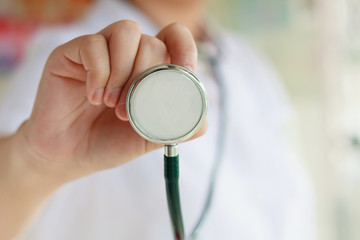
(126, 38, 227, 240)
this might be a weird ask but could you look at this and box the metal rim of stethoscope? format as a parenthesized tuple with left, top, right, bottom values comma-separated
(126, 64, 208, 145)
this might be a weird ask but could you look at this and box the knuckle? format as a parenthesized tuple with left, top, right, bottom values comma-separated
(168, 22, 188, 32)
(113, 20, 141, 35)
(82, 34, 107, 48)
(141, 35, 167, 52)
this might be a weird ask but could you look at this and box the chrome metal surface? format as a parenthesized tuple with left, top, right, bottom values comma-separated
(164, 144, 179, 157)
(126, 64, 208, 145)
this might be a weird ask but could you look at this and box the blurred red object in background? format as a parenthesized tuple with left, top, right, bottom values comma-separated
(19, 0, 94, 24)
(0, 16, 38, 72)
(0, 0, 94, 73)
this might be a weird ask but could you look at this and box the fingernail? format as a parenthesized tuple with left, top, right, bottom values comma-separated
(116, 102, 128, 120)
(92, 88, 104, 105)
(106, 88, 121, 108)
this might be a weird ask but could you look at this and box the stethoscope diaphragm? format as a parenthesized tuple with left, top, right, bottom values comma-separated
(126, 64, 208, 145)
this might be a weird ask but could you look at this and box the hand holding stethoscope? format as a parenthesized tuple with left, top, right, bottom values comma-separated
(6, 21, 209, 240)
(21, 21, 205, 180)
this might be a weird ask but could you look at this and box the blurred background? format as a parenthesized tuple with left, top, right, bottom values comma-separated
(210, 1, 359, 240)
(0, 0, 358, 240)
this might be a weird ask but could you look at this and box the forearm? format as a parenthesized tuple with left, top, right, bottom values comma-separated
(0, 126, 63, 240)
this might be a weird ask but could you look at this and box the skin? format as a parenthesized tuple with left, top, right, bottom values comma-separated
(0, 1, 209, 239)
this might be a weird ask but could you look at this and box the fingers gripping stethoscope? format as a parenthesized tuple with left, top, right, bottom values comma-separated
(126, 39, 227, 240)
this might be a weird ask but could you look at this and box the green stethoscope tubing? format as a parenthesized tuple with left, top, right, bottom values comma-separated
(164, 154, 185, 240)
(164, 39, 227, 240)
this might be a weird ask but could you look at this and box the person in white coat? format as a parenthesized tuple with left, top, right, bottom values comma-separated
(0, 0, 316, 239)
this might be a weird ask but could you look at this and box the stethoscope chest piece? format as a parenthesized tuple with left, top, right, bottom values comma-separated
(126, 64, 208, 145)
(127, 64, 210, 239)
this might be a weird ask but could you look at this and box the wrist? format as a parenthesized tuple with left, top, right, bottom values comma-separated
(1, 122, 66, 199)
(0, 123, 66, 240)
